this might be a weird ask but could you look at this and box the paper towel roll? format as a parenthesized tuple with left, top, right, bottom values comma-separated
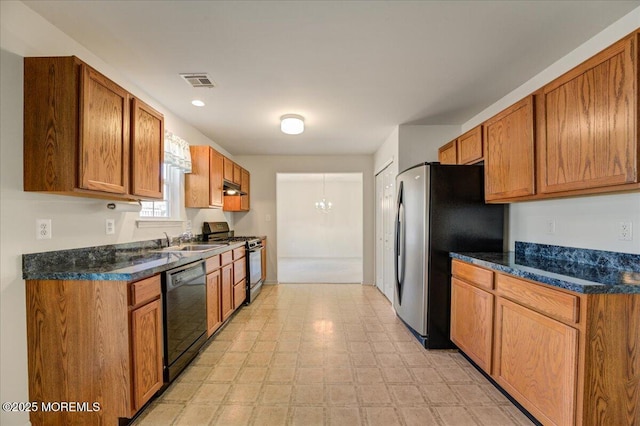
(106, 201, 142, 213)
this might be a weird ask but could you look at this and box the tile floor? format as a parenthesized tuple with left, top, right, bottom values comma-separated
(133, 284, 534, 426)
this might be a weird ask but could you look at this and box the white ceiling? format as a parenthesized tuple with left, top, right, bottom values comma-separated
(22, 1, 640, 156)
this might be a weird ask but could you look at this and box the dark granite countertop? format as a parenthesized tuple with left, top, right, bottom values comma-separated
(451, 242, 640, 294)
(23, 240, 245, 282)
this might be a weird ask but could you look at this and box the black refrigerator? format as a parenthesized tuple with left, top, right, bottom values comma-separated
(394, 163, 504, 349)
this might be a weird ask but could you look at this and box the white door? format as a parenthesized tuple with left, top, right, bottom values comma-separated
(382, 166, 396, 302)
(375, 171, 384, 293)
(375, 163, 396, 303)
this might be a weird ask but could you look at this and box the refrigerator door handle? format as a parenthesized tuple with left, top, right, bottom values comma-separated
(395, 181, 405, 304)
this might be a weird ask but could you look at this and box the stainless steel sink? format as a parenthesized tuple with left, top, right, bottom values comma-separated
(154, 243, 229, 253)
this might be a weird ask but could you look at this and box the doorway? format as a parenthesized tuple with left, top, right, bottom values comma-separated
(375, 162, 396, 302)
(276, 173, 363, 283)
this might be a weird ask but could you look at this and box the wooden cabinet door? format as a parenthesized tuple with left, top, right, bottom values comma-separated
(539, 34, 637, 193)
(210, 149, 224, 207)
(185, 145, 213, 208)
(79, 64, 130, 195)
(207, 270, 223, 337)
(494, 297, 578, 426)
(484, 96, 535, 201)
(233, 163, 242, 184)
(450, 278, 494, 373)
(221, 264, 234, 320)
(457, 126, 483, 164)
(223, 157, 234, 182)
(131, 298, 163, 411)
(130, 98, 163, 199)
(240, 169, 250, 211)
(438, 140, 458, 164)
(233, 282, 246, 308)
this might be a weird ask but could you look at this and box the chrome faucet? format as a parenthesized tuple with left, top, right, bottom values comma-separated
(163, 232, 171, 248)
(179, 230, 194, 245)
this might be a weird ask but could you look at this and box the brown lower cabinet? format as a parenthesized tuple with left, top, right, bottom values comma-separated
(26, 275, 163, 425)
(206, 270, 223, 337)
(451, 259, 640, 426)
(233, 250, 247, 309)
(221, 263, 234, 321)
(450, 277, 494, 372)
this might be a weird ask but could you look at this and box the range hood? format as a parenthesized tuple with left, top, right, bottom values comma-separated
(223, 180, 246, 196)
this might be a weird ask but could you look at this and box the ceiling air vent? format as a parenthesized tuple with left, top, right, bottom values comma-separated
(179, 73, 216, 88)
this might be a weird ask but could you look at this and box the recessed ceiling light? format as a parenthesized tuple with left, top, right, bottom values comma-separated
(280, 114, 305, 135)
(191, 100, 205, 107)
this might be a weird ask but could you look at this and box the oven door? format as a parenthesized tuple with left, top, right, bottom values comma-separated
(249, 247, 263, 287)
(246, 246, 263, 303)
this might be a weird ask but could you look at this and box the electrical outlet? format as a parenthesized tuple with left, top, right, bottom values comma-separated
(546, 219, 556, 235)
(185, 220, 192, 232)
(106, 219, 115, 235)
(36, 219, 52, 240)
(619, 222, 632, 241)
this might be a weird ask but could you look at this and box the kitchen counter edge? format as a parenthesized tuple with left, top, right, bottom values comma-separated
(450, 252, 640, 294)
(23, 242, 246, 282)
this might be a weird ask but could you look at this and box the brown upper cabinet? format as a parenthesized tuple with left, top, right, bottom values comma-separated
(240, 168, 250, 211)
(185, 146, 250, 211)
(23, 56, 164, 201)
(438, 140, 458, 164)
(185, 146, 224, 208)
(224, 166, 250, 212)
(457, 125, 483, 164)
(537, 31, 639, 196)
(484, 96, 536, 202)
(437, 30, 640, 203)
(439, 125, 484, 165)
(223, 157, 241, 184)
(131, 98, 164, 199)
(233, 163, 242, 185)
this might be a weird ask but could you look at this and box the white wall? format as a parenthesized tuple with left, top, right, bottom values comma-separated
(398, 124, 460, 172)
(0, 4, 233, 425)
(374, 125, 399, 174)
(277, 174, 363, 258)
(460, 7, 640, 254)
(231, 155, 375, 285)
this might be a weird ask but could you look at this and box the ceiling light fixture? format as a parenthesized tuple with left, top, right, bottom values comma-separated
(191, 100, 205, 107)
(280, 114, 305, 135)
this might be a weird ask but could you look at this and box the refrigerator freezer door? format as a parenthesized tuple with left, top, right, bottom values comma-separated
(393, 165, 429, 336)
(395, 181, 405, 303)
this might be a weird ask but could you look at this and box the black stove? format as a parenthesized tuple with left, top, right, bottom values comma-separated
(202, 222, 264, 304)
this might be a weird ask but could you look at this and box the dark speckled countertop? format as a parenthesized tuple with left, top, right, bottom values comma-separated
(23, 239, 245, 282)
(451, 242, 640, 294)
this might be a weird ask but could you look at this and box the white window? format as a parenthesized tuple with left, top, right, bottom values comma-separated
(137, 130, 190, 227)
(140, 163, 172, 218)
(138, 164, 184, 224)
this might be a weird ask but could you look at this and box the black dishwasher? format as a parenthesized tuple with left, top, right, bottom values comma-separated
(162, 259, 207, 382)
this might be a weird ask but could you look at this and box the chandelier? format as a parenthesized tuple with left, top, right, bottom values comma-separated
(315, 174, 333, 213)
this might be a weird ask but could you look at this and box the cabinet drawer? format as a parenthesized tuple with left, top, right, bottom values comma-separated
(233, 246, 246, 260)
(452, 259, 494, 290)
(496, 273, 580, 324)
(234, 257, 246, 283)
(131, 275, 161, 306)
(221, 250, 233, 266)
(205, 254, 221, 273)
